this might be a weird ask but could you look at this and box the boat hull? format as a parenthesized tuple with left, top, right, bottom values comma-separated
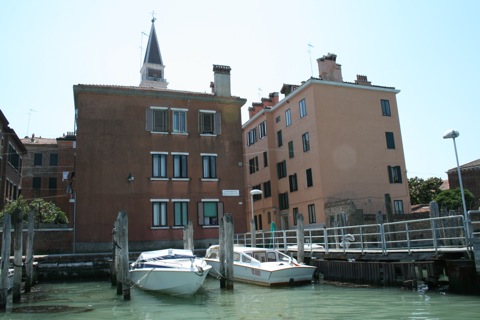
(130, 265, 212, 295)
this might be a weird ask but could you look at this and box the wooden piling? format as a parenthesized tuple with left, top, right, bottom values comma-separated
(250, 219, 256, 248)
(112, 220, 119, 287)
(296, 214, 305, 263)
(117, 210, 130, 300)
(12, 209, 23, 303)
(224, 214, 234, 290)
(183, 221, 194, 251)
(219, 216, 226, 288)
(24, 210, 35, 293)
(0, 215, 12, 311)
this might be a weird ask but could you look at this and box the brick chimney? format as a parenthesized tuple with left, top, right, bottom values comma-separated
(212, 65, 231, 96)
(248, 92, 279, 119)
(317, 53, 343, 82)
(355, 74, 372, 86)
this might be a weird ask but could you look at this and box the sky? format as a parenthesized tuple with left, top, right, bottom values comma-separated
(1, 0, 479, 181)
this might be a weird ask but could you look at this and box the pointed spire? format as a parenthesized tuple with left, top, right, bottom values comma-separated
(140, 16, 168, 88)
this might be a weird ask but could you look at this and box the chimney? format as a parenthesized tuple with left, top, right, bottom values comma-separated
(317, 53, 343, 82)
(355, 74, 372, 86)
(212, 65, 231, 96)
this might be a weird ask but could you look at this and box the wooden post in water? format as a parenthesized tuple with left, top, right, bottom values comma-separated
(112, 220, 119, 287)
(224, 213, 234, 290)
(250, 219, 256, 248)
(183, 221, 194, 251)
(296, 214, 305, 264)
(24, 210, 35, 293)
(12, 209, 23, 303)
(0, 215, 12, 311)
(118, 210, 130, 300)
(219, 216, 226, 288)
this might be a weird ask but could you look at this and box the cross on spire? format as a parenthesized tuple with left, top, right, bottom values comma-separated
(150, 10, 156, 23)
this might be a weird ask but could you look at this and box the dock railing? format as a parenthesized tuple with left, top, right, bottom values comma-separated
(234, 215, 476, 255)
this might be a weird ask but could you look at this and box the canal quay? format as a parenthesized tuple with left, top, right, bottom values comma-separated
(11, 212, 479, 299)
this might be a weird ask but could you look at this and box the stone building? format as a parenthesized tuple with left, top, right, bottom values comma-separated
(72, 19, 246, 253)
(243, 53, 411, 231)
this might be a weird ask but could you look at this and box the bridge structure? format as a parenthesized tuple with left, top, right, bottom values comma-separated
(233, 214, 480, 294)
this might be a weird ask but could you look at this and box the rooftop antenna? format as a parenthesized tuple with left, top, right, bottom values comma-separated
(27, 108, 36, 137)
(258, 88, 262, 100)
(308, 43, 314, 77)
(139, 31, 148, 68)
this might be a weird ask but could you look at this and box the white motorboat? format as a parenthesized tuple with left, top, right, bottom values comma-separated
(129, 248, 212, 295)
(204, 245, 317, 286)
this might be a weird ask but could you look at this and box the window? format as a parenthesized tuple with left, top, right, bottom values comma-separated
(263, 181, 271, 198)
(275, 116, 281, 123)
(289, 173, 298, 192)
(263, 151, 268, 168)
(152, 201, 168, 227)
(302, 132, 310, 152)
(277, 160, 287, 179)
(152, 153, 167, 178)
(279, 192, 289, 210)
(198, 201, 223, 226)
(306, 168, 313, 187)
(249, 156, 259, 174)
(388, 166, 403, 183)
(267, 211, 272, 224)
(385, 132, 396, 149)
(252, 185, 262, 201)
(34, 153, 42, 166)
(33, 177, 41, 190)
(299, 99, 307, 118)
(308, 204, 316, 223)
(288, 141, 294, 158)
(199, 111, 221, 134)
(285, 109, 292, 126)
(381, 99, 391, 116)
(7, 144, 21, 172)
(202, 154, 217, 179)
(277, 130, 283, 147)
(394, 200, 404, 214)
(172, 109, 187, 133)
(247, 128, 258, 146)
(49, 153, 58, 166)
(173, 154, 188, 178)
(258, 121, 267, 139)
(48, 177, 57, 190)
(146, 107, 169, 132)
(174, 201, 188, 226)
(293, 208, 299, 226)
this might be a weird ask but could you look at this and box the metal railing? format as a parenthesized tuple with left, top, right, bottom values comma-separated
(234, 215, 476, 255)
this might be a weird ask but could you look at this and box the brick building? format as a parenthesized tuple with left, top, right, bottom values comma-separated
(72, 19, 246, 253)
(243, 53, 411, 231)
(446, 158, 480, 210)
(0, 110, 27, 210)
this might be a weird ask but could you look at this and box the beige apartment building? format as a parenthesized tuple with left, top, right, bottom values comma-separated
(243, 54, 411, 231)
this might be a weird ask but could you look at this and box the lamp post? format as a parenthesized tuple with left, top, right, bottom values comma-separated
(250, 189, 263, 247)
(443, 129, 469, 239)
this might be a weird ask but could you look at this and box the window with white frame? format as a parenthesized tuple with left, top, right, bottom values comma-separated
(172, 108, 187, 133)
(286, 109, 292, 126)
(198, 200, 224, 226)
(199, 110, 221, 135)
(202, 154, 217, 179)
(152, 200, 168, 227)
(173, 153, 188, 178)
(299, 99, 307, 118)
(151, 152, 168, 178)
(247, 128, 258, 146)
(258, 120, 267, 138)
(174, 201, 189, 226)
(394, 200, 404, 214)
(146, 107, 169, 133)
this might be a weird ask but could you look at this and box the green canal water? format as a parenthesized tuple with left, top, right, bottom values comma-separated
(1, 278, 479, 319)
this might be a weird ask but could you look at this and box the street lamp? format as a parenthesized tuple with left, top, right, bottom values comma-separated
(443, 129, 469, 239)
(249, 189, 263, 247)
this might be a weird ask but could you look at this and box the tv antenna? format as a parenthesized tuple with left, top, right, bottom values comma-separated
(27, 108, 36, 137)
(139, 31, 148, 68)
(308, 43, 314, 77)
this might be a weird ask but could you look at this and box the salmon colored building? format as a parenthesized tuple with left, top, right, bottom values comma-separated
(72, 19, 246, 253)
(243, 54, 411, 231)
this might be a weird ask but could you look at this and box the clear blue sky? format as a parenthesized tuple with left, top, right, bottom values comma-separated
(1, 0, 479, 181)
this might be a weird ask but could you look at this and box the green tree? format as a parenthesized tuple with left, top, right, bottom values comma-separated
(434, 188, 475, 212)
(408, 176, 444, 205)
(0, 196, 68, 224)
